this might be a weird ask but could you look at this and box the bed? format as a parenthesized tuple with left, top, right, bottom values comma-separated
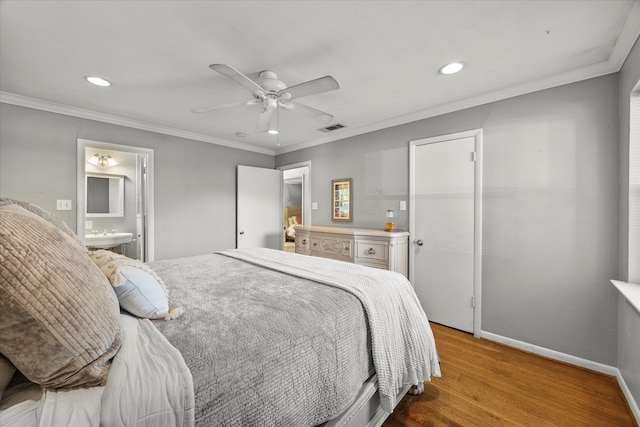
(0, 198, 440, 427)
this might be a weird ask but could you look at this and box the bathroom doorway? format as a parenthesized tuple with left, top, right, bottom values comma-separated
(77, 139, 155, 261)
(278, 162, 311, 252)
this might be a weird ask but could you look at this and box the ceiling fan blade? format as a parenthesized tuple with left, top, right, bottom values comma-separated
(290, 101, 334, 123)
(209, 64, 266, 94)
(280, 75, 339, 100)
(191, 100, 257, 114)
(256, 108, 276, 133)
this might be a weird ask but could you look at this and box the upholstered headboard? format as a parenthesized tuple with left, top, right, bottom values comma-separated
(284, 205, 302, 229)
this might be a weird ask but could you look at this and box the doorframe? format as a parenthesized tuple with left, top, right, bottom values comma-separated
(76, 138, 155, 261)
(409, 129, 483, 337)
(278, 161, 312, 225)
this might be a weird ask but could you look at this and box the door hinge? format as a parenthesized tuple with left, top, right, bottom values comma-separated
(471, 296, 476, 308)
(471, 152, 476, 162)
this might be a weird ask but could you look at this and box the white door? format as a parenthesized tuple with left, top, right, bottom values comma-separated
(410, 132, 480, 333)
(237, 165, 283, 249)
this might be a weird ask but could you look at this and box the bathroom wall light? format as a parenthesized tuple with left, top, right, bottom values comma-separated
(88, 153, 118, 167)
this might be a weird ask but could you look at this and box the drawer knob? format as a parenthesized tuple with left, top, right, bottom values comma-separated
(302, 239, 307, 244)
(367, 248, 376, 255)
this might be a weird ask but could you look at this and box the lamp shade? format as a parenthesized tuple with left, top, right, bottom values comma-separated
(88, 153, 117, 167)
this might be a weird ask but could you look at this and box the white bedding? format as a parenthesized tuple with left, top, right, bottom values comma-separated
(0, 314, 194, 427)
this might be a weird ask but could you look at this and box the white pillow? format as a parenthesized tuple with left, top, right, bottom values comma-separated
(88, 250, 183, 320)
(113, 266, 170, 319)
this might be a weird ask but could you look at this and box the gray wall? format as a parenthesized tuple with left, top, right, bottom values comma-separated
(617, 35, 640, 409)
(0, 104, 274, 260)
(277, 74, 620, 366)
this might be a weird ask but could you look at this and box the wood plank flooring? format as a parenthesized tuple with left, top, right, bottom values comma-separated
(384, 323, 637, 426)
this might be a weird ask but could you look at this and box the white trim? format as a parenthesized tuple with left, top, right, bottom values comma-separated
(276, 65, 635, 156)
(3, 1, 638, 162)
(77, 138, 155, 261)
(480, 330, 619, 376)
(612, 0, 640, 71)
(473, 131, 483, 336)
(278, 161, 312, 225)
(409, 128, 483, 337)
(612, 280, 640, 314)
(276, 4, 640, 157)
(480, 329, 640, 425)
(616, 367, 640, 425)
(1, 92, 274, 156)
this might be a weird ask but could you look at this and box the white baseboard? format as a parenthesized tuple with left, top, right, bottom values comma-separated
(616, 369, 640, 425)
(480, 330, 640, 424)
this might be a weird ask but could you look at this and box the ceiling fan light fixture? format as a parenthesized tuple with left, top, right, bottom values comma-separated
(439, 62, 465, 75)
(84, 75, 112, 87)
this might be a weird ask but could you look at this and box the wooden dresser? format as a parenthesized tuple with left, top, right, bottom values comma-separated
(294, 225, 409, 277)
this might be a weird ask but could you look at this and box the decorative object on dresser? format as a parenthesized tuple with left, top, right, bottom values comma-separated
(331, 178, 352, 222)
(295, 225, 409, 276)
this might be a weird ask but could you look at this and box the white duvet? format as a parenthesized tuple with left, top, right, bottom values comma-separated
(0, 314, 194, 427)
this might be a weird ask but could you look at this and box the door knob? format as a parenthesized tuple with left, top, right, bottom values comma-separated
(415, 239, 424, 246)
(239, 231, 245, 235)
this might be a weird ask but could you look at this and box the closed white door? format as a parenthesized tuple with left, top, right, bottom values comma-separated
(410, 134, 478, 333)
(237, 165, 283, 249)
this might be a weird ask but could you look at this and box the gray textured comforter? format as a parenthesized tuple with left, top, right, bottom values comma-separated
(220, 248, 441, 413)
(149, 252, 373, 427)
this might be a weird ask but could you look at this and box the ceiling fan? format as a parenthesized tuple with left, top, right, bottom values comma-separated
(192, 64, 339, 134)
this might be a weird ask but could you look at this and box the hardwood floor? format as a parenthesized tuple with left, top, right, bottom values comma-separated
(384, 323, 637, 426)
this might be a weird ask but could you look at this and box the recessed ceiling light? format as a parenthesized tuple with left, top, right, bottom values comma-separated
(84, 76, 112, 87)
(267, 129, 279, 135)
(439, 62, 465, 75)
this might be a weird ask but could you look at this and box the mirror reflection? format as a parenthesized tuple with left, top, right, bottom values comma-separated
(86, 174, 124, 217)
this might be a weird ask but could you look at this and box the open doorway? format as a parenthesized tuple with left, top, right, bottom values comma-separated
(279, 162, 311, 252)
(77, 139, 155, 261)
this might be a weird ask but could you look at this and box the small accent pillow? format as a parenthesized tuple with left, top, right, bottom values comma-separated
(88, 250, 183, 320)
(0, 204, 121, 388)
(114, 265, 170, 319)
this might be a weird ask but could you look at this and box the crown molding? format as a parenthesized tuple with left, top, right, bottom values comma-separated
(2, 2, 638, 159)
(0, 92, 275, 156)
(276, 6, 640, 156)
(275, 57, 624, 155)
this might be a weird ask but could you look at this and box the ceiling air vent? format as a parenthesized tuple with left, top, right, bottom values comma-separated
(319, 123, 345, 132)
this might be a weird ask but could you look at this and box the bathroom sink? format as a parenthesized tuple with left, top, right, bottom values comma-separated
(85, 232, 133, 249)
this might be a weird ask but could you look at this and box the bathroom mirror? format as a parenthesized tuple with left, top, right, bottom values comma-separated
(86, 174, 124, 217)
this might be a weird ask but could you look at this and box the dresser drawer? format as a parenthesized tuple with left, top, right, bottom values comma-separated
(310, 236, 353, 262)
(355, 240, 389, 264)
(294, 226, 408, 277)
(295, 232, 311, 255)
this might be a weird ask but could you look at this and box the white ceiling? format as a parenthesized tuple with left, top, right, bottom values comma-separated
(1, 1, 639, 155)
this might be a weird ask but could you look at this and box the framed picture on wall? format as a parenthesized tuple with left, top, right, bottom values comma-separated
(331, 178, 352, 222)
